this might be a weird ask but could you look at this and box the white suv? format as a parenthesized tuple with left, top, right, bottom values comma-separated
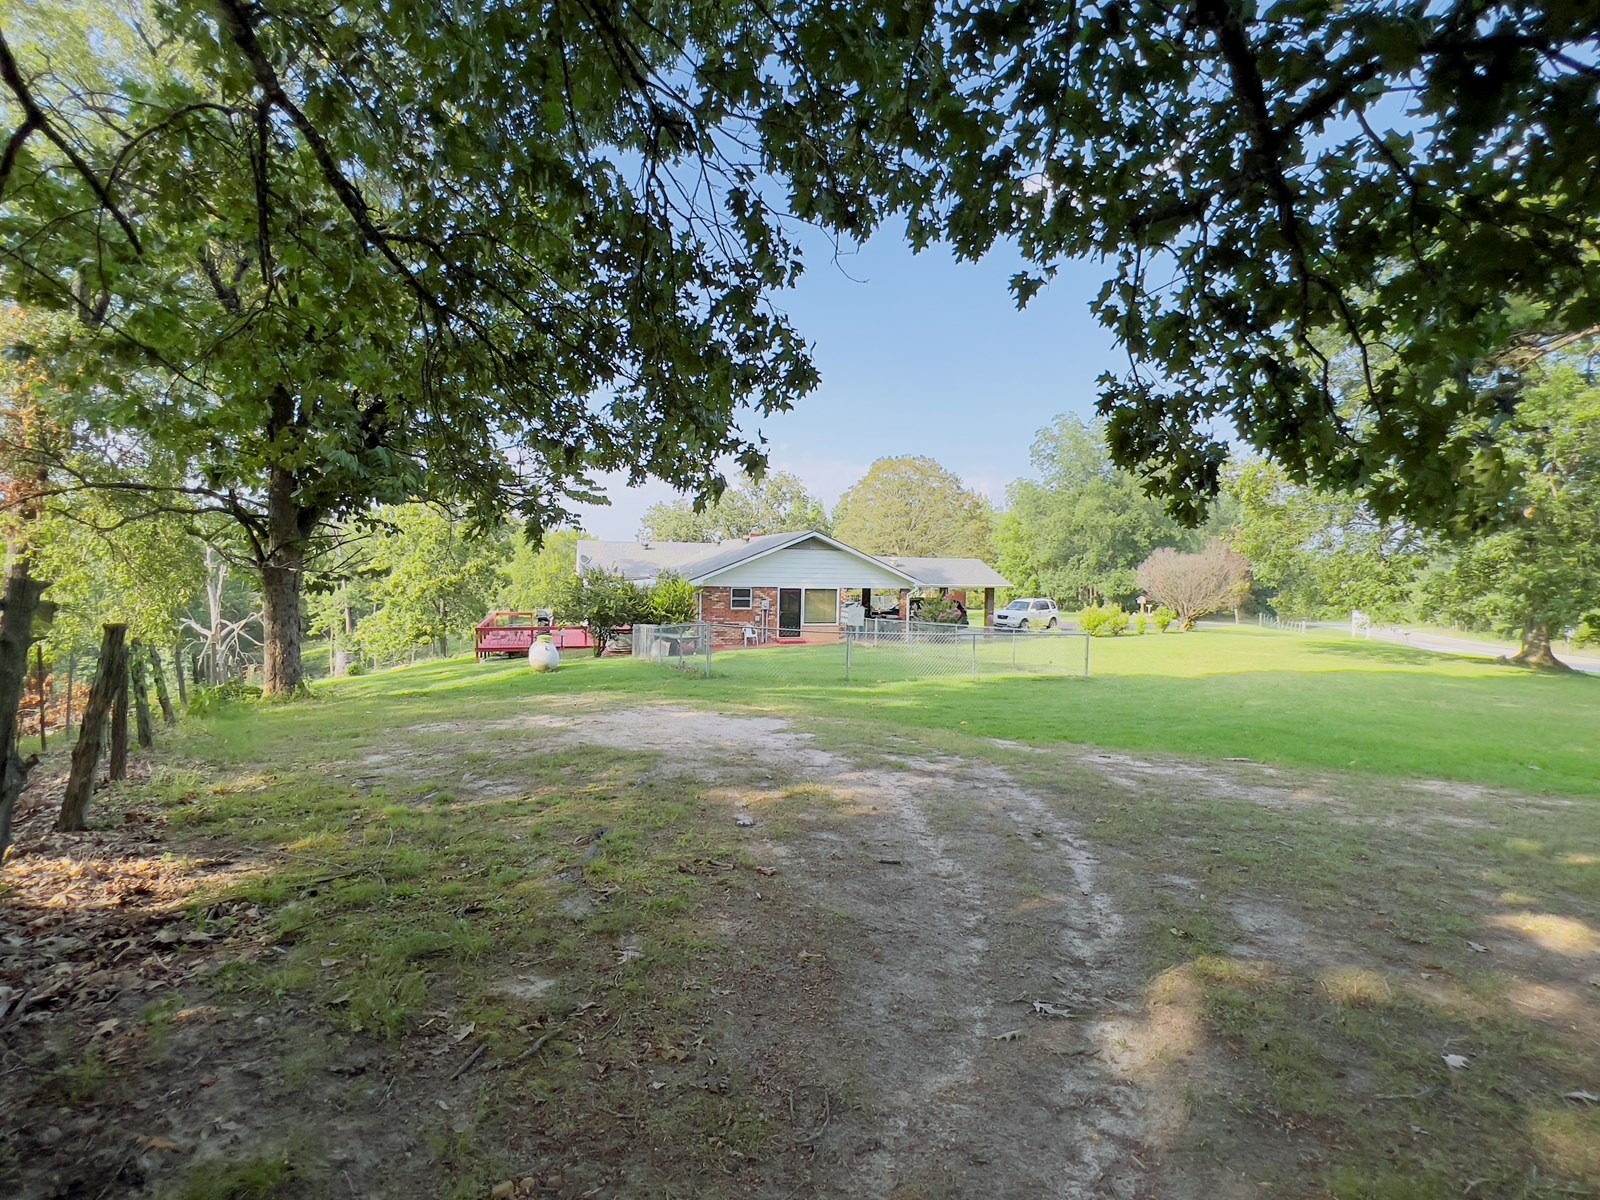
(994, 597, 1060, 629)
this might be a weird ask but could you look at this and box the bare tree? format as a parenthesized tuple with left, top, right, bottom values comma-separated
(1137, 541, 1252, 632)
(182, 548, 260, 686)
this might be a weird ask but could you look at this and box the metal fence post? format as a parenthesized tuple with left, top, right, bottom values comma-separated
(703, 624, 713, 677)
(844, 631, 852, 682)
(1083, 633, 1090, 679)
(970, 632, 978, 675)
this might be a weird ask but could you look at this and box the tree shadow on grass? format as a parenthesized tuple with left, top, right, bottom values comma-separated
(1298, 638, 1505, 668)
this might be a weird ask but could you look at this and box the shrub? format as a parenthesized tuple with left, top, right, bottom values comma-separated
(1078, 603, 1129, 637)
(1135, 615, 1148, 635)
(649, 572, 698, 624)
(915, 592, 965, 624)
(1577, 612, 1600, 648)
(552, 567, 654, 655)
(188, 681, 264, 715)
(1153, 606, 1175, 633)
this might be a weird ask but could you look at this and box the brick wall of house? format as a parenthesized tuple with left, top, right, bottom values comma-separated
(699, 586, 780, 646)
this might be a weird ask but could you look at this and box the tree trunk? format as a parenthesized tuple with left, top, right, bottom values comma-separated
(333, 605, 355, 676)
(65, 651, 74, 734)
(260, 546, 305, 697)
(258, 402, 319, 697)
(173, 639, 188, 708)
(149, 645, 177, 724)
(1505, 622, 1573, 671)
(131, 641, 155, 749)
(0, 561, 47, 864)
(35, 643, 46, 752)
(108, 644, 130, 782)
(58, 624, 127, 832)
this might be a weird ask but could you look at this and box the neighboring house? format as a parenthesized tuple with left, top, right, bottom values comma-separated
(577, 530, 1011, 645)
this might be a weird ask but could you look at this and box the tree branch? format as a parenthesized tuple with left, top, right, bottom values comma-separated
(0, 30, 143, 253)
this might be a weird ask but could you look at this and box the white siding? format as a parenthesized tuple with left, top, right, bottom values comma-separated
(700, 542, 911, 589)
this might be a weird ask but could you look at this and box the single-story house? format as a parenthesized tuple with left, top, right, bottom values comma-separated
(577, 530, 1011, 645)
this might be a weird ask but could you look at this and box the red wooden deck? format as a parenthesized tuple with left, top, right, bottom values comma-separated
(474, 613, 593, 659)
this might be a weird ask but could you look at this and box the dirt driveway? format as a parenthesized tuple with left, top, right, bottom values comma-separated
(496, 706, 1256, 1200)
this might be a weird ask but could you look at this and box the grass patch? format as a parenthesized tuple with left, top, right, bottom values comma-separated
(105, 672, 798, 1197)
(306, 628, 1600, 801)
(178, 1150, 293, 1200)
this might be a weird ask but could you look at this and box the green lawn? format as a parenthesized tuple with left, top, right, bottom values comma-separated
(387, 628, 1599, 801)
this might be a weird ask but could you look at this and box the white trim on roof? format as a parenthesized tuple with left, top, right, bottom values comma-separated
(686, 531, 921, 587)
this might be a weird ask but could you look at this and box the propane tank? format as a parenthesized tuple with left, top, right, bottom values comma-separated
(528, 634, 561, 673)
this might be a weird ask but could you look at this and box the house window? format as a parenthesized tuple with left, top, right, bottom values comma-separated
(729, 588, 753, 610)
(803, 588, 838, 624)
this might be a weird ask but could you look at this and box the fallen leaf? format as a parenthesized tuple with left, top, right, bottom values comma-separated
(1466, 941, 1488, 953)
(450, 1022, 476, 1043)
(138, 1135, 182, 1153)
(992, 1029, 1022, 1042)
(735, 816, 755, 827)
(1564, 1090, 1600, 1104)
(320, 958, 341, 968)
(1443, 1054, 1470, 1070)
(1033, 1001, 1073, 1018)
(754, 866, 777, 877)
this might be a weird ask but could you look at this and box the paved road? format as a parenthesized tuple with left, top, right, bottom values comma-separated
(1321, 622, 1600, 675)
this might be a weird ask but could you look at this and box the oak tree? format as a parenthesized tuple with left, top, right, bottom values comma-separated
(0, 0, 876, 694)
(1226, 460, 1422, 621)
(640, 473, 831, 542)
(789, 3, 1600, 527)
(833, 457, 991, 559)
(996, 417, 1193, 606)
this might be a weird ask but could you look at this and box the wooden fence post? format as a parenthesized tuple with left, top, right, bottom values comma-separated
(131, 640, 155, 750)
(173, 639, 188, 709)
(36, 643, 47, 752)
(148, 646, 177, 724)
(0, 561, 48, 863)
(109, 647, 130, 781)
(57, 624, 127, 832)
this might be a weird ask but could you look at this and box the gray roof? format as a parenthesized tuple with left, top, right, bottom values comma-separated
(577, 533, 1006, 589)
(576, 533, 801, 584)
(882, 557, 1012, 589)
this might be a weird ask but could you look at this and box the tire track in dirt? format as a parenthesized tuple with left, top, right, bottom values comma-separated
(507, 706, 1169, 1199)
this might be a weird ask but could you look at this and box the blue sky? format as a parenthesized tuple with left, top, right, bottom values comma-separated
(572, 230, 1121, 539)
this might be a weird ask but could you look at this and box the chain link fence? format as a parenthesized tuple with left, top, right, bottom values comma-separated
(631, 621, 1089, 684)
(632, 623, 714, 674)
(845, 624, 1090, 682)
